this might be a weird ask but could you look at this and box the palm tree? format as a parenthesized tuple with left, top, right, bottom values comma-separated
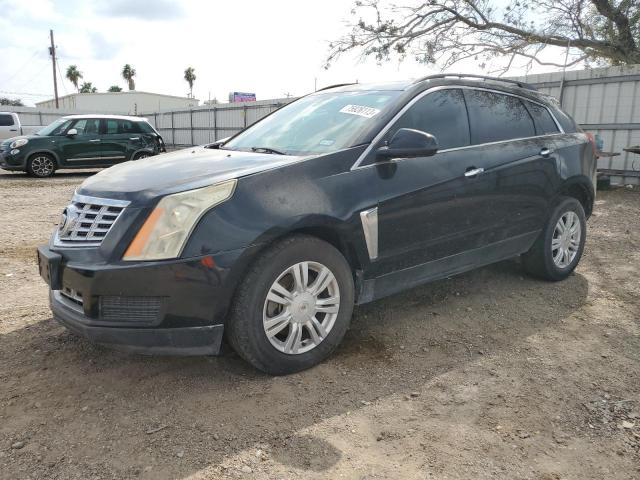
(79, 82, 97, 93)
(184, 67, 196, 98)
(65, 65, 83, 92)
(122, 64, 136, 91)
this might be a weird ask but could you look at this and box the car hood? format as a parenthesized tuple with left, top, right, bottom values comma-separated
(77, 146, 310, 205)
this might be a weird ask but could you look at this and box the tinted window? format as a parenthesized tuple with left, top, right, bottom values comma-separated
(389, 89, 470, 150)
(524, 100, 559, 135)
(0, 114, 14, 126)
(72, 119, 100, 135)
(464, 90, 535, 144)
(104, 119, 142, 134)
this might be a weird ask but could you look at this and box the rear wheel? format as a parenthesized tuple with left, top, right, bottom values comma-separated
(227, 235, 354, 375)
(133, 151, 152, 160)
(26, 154, 56, 178)
(522, 197, 586, 281)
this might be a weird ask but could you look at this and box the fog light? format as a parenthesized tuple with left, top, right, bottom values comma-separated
(10, 149, 19, 155)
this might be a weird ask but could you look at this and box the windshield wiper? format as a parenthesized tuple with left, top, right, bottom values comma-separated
(251, 146, 286, 155)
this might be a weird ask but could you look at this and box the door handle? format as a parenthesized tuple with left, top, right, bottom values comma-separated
(129, 137, 140, 141)
(89, 139, 101, 143)
(464, 167, 484, 177)
(540, 147, 552, 157)
(9, 129, 17, 131)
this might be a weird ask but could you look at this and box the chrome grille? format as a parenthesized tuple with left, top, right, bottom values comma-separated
(54, 194, 129, 247)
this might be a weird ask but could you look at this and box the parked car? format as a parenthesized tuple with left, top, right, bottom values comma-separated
(0, 114, 166, 177)
(0, 112, 42, 141)
(37, 75, 596, 374)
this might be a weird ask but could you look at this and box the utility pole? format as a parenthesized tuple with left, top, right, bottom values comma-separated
(49, 29, 59, 109)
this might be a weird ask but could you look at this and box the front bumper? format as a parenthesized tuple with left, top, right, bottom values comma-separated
(51, 290, 224, 355)
(39, 243, 260, 355)
(0, 150, 25, 170)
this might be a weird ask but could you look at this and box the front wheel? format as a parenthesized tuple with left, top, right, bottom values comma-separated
(522, 196, 587, 281)
(26, 154, 56, 178)
(227, 235, 355, 375)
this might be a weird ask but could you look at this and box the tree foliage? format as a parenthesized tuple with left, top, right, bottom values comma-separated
(65, 65, 83, 92)
(79, 82, 97, 93)
(122, 64, 136, 90)
(0, 97, 23, 106)
(184, 67, 196, 97)
(327, 0, 640, 73)
(108, 85, 123, 92)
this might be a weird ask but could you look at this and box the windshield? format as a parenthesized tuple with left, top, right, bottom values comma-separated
(223, 90, 401, 156)
(37, 118, 72, 136)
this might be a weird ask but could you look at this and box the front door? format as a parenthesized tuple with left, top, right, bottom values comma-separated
(58, 118, 103, 166)
(371, 88, 492, 278)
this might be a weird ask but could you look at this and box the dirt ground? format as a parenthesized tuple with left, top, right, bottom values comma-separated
(0, 170, 638, 480)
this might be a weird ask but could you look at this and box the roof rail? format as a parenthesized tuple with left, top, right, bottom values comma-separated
(412, 74, 537, 91)
(315, 83, 357, 92)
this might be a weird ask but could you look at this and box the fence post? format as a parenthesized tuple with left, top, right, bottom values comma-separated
(213, 106, 218, 141)
(190, 109, 194, 146)
(170, 111, 175, 147)
(38, 111, 43, 126)
(243, 104, 247, 128)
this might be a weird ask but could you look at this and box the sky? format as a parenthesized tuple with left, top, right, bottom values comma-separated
(0, 0, 574, 106)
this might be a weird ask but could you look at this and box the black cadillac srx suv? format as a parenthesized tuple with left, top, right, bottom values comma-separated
(37, 74, 596, 375)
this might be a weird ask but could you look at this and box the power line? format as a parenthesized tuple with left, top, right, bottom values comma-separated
(56, 57, 69, 95)
(0, 50, 43, 85)
(0, 90, 51, 97)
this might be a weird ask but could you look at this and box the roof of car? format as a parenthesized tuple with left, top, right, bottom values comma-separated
(317, 74, 539, 95)
(60, 114, 147, 122)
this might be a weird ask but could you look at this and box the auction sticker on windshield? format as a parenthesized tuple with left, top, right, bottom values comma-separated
(339, 104, 381, 118)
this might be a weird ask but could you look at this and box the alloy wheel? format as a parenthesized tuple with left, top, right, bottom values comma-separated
(551, 211, 581, 268)
(31, 156, 54, 177)
(263, 261, 340, 355)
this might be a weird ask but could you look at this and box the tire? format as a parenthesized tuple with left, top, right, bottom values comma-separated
(227, 235, 355, 375)
(522, 196, 587, 281)
(133, 152, 152, 160)
(26, 153, 56, 178)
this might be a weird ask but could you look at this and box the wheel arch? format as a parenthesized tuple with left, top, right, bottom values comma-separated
(27, 149, 60, 166)
(557, 175, 594, 218)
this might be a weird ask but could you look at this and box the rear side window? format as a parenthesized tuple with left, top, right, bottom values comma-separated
(523, 101, 560, 135)
(389, 89, 470, 150)
(104, 119, 142, 134)
(464, 90, 535, 144)
(0, 114, 15, 126)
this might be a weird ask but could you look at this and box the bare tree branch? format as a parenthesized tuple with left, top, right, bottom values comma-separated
(326, 0, 640, 72)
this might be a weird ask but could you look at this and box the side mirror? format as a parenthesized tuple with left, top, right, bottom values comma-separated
(66, 128, 78, 137)
(376, 128, 438, 159)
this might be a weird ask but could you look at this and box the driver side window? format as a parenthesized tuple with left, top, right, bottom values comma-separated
(388, 89, 470, 150)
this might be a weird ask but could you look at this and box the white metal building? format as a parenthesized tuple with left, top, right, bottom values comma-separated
(35, 91, 199, 115)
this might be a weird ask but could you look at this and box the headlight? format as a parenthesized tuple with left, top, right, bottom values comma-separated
(123, 179, 237, 261)
(10, 138, 28, 149)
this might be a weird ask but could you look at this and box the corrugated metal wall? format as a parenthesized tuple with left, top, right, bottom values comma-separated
(512, 65, 640, 185)
(146, 98, 295, 147)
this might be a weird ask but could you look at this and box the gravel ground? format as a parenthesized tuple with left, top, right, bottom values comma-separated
(0, 169, 639, 480)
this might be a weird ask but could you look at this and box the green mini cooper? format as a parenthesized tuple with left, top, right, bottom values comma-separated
(0, 114, 166, 177)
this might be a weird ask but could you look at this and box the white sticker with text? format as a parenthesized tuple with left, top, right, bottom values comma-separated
(339, 104, 381, 118)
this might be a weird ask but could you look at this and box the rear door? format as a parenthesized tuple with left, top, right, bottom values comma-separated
(462, 89, 557, 244)
(57, 118, 103, 165)
(100, 119, 141, 163)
